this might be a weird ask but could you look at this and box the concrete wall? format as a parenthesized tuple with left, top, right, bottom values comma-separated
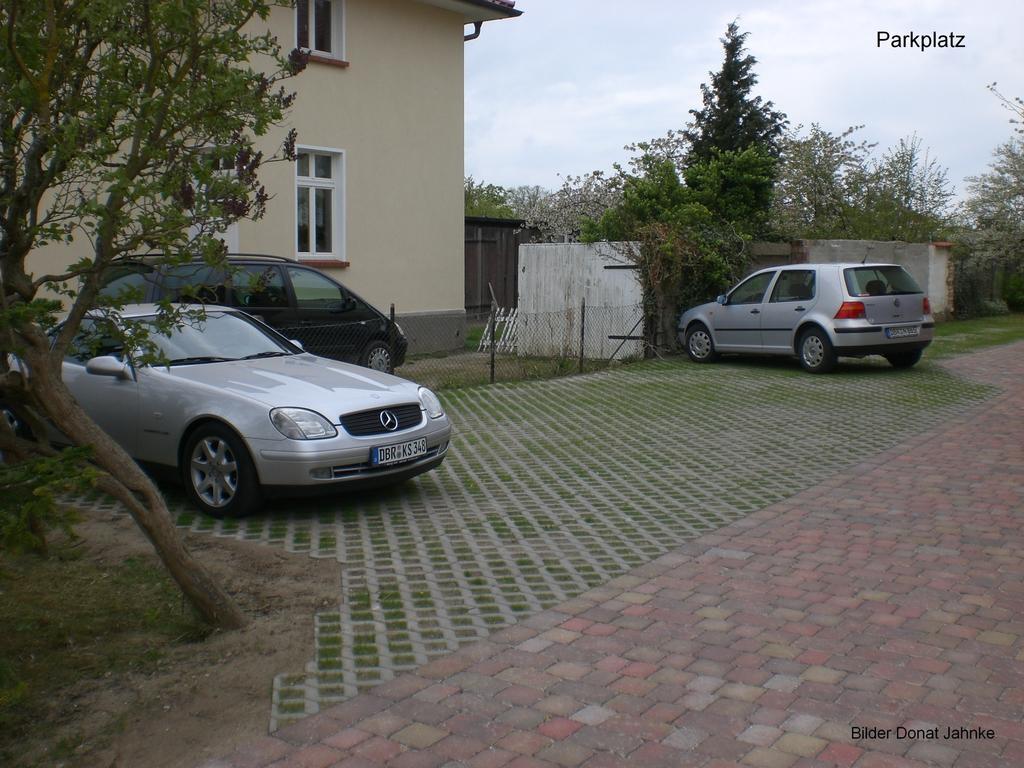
(395, 309, 465, 355)
(517, 243, 643, 360)
(747, 241, 802, 273)
(28, 0, 467, 325)
(748, 240, 953, 318)
(927, 244, 953, 318)
(796, 240, 951, 317)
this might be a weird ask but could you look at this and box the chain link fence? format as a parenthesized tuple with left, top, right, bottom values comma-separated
(399, 303, 645, 391)
(275, 303, 646, 391)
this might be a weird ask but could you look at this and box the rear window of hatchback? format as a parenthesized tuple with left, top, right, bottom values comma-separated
(844, 266, 922, 297)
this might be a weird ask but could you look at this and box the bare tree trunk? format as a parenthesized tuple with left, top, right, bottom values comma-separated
(24, 349, 246, 630)
(657, 292, 678, 354)
(642, 285, 678, 357)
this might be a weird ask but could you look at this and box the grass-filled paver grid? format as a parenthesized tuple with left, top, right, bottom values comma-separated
(123, 356, 994, 728)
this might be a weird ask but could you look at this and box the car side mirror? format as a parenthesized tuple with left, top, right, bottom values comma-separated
(716, 294, 727, 305)
(290, 339, 304, 351)
(85, 355, 132, 380)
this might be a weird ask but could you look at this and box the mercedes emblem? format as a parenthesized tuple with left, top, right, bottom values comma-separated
(379, 410, 399, 431)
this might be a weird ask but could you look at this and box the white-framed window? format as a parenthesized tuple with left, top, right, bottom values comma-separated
(189, 148, 239, 252)
(296, 0, 345, 59)
(296, 147, 344, 261)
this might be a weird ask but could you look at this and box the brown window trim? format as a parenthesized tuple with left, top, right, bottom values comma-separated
(307, 54, 350, 69)
(300, 259, 350, 269)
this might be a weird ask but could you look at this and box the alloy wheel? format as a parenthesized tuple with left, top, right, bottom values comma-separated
(190, 436, 239, 509)
(2, 408, 21, 434)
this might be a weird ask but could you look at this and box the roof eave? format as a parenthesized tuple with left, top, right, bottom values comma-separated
(414, 0, 522, 23)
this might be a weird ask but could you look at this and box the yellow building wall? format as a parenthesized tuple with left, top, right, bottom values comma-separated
(28, 0, 466, 317)
(244, 0, 466, 315)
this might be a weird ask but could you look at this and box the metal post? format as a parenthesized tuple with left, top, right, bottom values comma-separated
(488, 302, 497, 385)
(578, 296, 586, 374)
(389, 303, 396, 355)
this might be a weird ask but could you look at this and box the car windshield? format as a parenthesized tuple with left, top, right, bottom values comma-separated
(137, 312, 295, 365)
(844, 266, 922, 296)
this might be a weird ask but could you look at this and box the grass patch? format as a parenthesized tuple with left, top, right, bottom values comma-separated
(928, 313, 1024, 360)
(398, 351, 622, 391)
(0, 546, 210, 764)
(464, 322, 499, 351)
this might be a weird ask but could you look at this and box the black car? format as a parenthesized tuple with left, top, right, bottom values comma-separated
(99, 255, 407, 372)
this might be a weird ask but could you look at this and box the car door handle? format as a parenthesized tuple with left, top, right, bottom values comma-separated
(794, 306, 806, 311)
(750, 309, 760, 314)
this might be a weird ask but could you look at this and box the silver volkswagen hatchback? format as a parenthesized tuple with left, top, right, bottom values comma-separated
(678, 263, 934, 373)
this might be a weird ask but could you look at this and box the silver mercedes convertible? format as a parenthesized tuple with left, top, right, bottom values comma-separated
(48, 305, 451, 517)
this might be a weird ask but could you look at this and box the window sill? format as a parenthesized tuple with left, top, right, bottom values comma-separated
(307, 54, 350, 69)
(299, 259, 350, 269)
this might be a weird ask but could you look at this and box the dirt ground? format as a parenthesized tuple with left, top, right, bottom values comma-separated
(28, 510, 339, 768)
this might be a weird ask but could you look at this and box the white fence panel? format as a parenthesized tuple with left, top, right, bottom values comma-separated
(517, 242, 643, 360)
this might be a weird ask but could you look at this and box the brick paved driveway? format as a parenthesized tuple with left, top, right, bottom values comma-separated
(152, 352, 992, 728)
(197, 341, 1024, 767)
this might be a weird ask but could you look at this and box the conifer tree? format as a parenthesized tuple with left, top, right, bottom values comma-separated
(684, 21, 787, 163)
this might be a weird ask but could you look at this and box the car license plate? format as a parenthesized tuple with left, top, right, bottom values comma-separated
(885, 326, 920, 339)
(372, 437, 427, 467)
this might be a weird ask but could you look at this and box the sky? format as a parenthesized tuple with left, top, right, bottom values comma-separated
(464, 0, 1024, 200)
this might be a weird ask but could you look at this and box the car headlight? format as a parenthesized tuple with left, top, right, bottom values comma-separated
(418, 387, 444, 419)
(270, 408, 338, 439)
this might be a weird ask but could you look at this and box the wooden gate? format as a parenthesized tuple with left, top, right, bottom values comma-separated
(465, 216, 524, 320)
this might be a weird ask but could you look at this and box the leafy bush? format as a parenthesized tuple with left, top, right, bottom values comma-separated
(979, 299, 1010, 317)
(952, 247, 1001, 319)
(0, 448, 93, 555)
(0, 657, 27, 714)
(1003, 274, 1024, 312)
(581, 150, 773, 350)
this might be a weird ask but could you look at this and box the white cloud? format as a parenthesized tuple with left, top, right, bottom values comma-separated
(465, 0, 1024, 194)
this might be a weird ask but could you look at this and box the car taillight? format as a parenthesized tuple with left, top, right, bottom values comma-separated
(834, 301, 866, 320)
(923, 296, 931, 314)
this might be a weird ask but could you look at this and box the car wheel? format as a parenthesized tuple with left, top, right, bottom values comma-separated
(361, 340, 394, 373)
(0, 404, 33, 462)
(685, 323, 718, 363)
(884, 349, 923, 369)
(0, 404, 32, 439)
(182, 423, 260, 518)
(798, 328, 837, 373)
